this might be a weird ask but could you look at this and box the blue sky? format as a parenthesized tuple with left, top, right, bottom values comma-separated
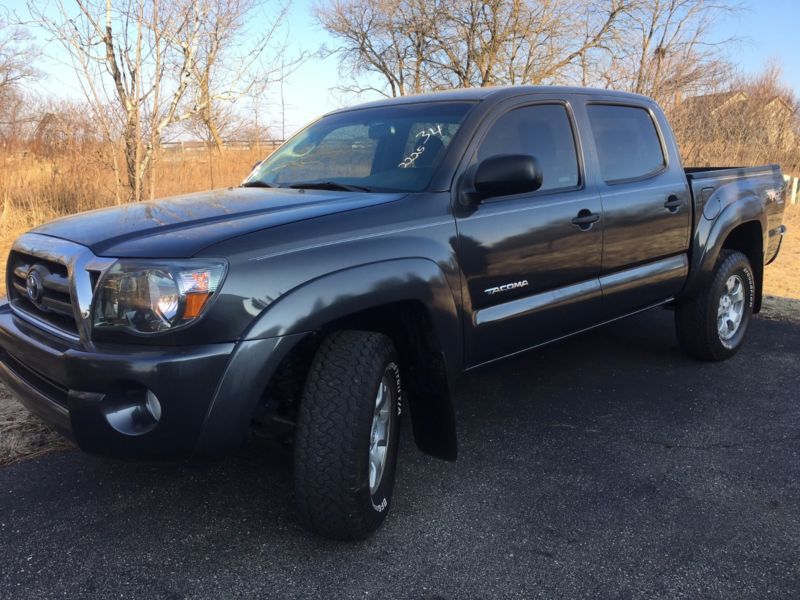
(718, 0, 800, 92)
(7, 0, 800, 137)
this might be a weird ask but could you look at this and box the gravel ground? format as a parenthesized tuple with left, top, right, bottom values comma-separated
(0, 308, 798, 599)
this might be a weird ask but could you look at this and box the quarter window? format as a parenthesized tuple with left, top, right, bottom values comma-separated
(587, 104, 666, 182)
(476, 104, 580, 193)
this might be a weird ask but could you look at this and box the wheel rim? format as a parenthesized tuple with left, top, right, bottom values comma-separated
(368, 375, 392, 495)
(717, 274, 745, 341)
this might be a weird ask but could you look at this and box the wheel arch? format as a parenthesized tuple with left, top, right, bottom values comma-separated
(245, 258, 463, 461)
(683, 193, 766, 311)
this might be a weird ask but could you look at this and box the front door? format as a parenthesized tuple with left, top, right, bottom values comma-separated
(456, 101, 604, 366)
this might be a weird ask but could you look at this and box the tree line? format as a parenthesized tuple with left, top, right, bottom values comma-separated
(1, 0, 798, 204)
(315, 0, 741, 107)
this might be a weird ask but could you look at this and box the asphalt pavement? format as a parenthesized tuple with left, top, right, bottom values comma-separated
(1, 309, 798, 599)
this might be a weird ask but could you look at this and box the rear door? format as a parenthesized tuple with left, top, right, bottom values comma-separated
(455, 98, 604, 366)
(584, 101, 691, 318)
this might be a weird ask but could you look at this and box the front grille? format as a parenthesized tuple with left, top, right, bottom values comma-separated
(7, 250, 79, 337)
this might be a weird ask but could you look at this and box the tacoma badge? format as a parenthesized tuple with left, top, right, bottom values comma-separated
(484, 280, 529, 295)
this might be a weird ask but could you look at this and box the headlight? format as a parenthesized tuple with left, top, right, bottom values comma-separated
(92, 260, 227, 334)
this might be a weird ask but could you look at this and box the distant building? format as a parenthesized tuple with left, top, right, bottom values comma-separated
(672, 89, 798, 172)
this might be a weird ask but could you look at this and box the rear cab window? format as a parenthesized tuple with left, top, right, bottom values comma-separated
(586, 104, 666, 183)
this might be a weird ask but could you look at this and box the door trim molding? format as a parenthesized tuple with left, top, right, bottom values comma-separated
(466, 297, 674, 372)
(474, 279, 601, 326)
(599, 254, 688, 296)
(473, 254, 686, 328)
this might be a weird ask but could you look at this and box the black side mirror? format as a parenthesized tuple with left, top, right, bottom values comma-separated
(473, 154, 543, 199)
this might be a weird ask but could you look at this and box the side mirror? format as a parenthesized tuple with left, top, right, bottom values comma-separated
(473, 154, 543, 199)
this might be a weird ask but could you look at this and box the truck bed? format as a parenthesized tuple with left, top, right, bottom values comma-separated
(685, 164, 786, 268)
(685, 164, 782, 180)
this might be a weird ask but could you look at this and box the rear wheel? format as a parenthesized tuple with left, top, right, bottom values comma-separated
(675, 250, 755, 361)
(294, 330, 401, 540)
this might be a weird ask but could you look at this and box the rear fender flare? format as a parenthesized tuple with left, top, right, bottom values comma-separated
(683, 193, 765, 298)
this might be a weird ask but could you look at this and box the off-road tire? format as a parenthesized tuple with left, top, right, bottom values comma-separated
(294, 330, 401, 540)
(675, 250, 755, 361)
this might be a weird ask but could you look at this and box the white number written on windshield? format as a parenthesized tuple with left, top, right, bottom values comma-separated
(398, 125, 444, 169)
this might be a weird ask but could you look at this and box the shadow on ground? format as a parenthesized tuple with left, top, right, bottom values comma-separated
(1, 309, 799, 599)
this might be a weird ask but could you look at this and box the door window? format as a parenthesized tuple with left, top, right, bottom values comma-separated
(476, 104, 580, 193)
(587, 104, 666, 183)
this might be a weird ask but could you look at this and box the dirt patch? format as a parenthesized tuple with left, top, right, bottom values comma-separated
(760, 295, 800, 325)
(0, 385, 73, 467)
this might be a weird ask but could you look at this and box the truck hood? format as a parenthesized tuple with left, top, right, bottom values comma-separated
(31, 187, 405, 258)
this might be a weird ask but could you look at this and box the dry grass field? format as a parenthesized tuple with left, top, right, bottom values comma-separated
(763, 203, 800, 299)
(0, 151, 798, 465)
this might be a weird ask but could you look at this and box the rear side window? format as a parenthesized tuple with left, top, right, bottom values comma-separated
(587, 104, 665, 183)
(476, 104, 580, 193)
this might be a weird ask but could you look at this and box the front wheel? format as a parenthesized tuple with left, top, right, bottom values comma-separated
(294, 330, 401, 540)
(675, 250, 755, 361)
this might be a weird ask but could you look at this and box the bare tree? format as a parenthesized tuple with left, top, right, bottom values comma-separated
(314, 0, 436, 97)
(28, 0, 211, 201)
(0, 20, 38, 94)
(591, 0, 739, 109)
(0, 20, 40, 149)
(315, 0, 630, 96)
(183, 0, 300, 151)
(429, 0, 630, 88)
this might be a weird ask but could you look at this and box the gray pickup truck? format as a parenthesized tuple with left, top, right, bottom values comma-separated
(0, 86, 787, 539)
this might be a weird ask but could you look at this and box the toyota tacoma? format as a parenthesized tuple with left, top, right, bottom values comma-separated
(0, 87, 788, 539)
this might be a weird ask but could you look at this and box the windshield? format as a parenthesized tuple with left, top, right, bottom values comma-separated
(244, 102, 477, 193)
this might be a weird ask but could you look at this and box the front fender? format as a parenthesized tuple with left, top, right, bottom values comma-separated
(195, 258, 463, 461)
(244, 258, 463, 381)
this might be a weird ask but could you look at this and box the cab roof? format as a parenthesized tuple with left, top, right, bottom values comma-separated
(326, 86, 654, 115)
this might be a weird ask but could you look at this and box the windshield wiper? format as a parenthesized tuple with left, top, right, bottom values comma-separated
(241, 180, 273, 188)
(288, 181, 373, 192)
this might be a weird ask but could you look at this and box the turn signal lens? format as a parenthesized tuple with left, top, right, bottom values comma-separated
(183, 293, 211, 319)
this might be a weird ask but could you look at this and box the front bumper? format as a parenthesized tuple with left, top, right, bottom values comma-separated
(0, 301, 235, 460)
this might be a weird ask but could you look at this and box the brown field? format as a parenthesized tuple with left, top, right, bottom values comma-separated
(760, 201, 800, 323)
(763, 202, 800, 300)
(0, 153, 798, 465)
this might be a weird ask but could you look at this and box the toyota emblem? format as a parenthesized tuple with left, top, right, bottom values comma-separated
(25, 269, 43, 304)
